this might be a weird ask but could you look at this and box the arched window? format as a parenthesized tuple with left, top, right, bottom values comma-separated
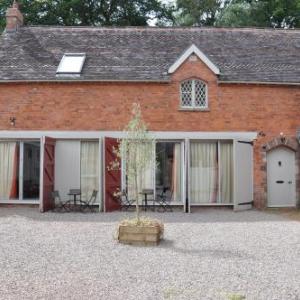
(180, 79, 208, 109)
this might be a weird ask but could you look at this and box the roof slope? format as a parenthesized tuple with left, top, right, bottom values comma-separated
(0, 26, 300, 83)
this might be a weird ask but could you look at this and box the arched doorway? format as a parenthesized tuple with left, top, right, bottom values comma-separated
(267, 146, 296, 207)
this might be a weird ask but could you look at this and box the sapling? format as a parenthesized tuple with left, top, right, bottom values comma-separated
(115, 103, 155, 223)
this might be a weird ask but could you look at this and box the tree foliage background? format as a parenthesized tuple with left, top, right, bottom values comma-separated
(176, 0, 300, 28)
(216, 0, 300, 28)
(0, 0, 175, 30)
(0, 0, 300, 31)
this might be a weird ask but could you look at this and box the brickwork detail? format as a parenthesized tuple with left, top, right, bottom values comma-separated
(0, 56, 299, 207)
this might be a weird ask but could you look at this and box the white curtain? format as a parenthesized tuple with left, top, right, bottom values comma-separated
(80, 141, 99, 202)
(171, 143, 182, 202)
(220, 142, 233, 203)
(127, 143, 154, 202)
(0, 142, 17, 199)
(190, 142, 218, 203)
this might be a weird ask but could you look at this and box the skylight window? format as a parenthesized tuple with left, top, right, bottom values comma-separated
(56, 53, 86, 75)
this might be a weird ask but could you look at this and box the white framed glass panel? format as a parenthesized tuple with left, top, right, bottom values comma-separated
(0, 140, 42, 202)
(23, 141, 40, 200)
(190, 141, 218, 204)
(55, 141, 81, 200)
(80, 141, 99, 202)
(155, 142, 182, 203)
(219, 142, 233, 203)
(126, 142, 155, 202)
(0, 141, 19, 200)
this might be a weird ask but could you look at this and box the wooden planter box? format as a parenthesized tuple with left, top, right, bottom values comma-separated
(118, 224, 163, 246)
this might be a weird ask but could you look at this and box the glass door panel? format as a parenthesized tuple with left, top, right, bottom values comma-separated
(156, 142, 182, 203)
(190, 141, 218, 204)
(0, 141, 19, 200)
(219, 142, 233, 203)
(81, 141, 99, 202)
(126, 142, 155, 202)
(23, 141, 40, 200)
(188, 140, 233, 205)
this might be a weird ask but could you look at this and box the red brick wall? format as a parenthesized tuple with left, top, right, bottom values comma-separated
(0, 57, 299, 207)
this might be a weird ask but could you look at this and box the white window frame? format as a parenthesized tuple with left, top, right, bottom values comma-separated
(121, 139, 186, 211)
(0, 140, 41, 204)
(56, 53, 86, 75)
(180, 79, 208, 109)
(188, 139, 234, 206)
(154, 140, 185, 207)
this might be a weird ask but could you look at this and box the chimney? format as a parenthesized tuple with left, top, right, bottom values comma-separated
(5, 1, 23, 32)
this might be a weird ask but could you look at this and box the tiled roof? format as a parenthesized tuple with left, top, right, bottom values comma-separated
(0, 26, 300, 83)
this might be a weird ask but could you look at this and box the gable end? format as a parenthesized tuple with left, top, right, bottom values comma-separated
(168, 44, 220, 75)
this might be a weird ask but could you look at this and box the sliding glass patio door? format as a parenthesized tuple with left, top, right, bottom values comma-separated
(190, 141, 218, 203)
(0, 140, 41, 202)
(155, 141, 183, 203)
(189, 140, 233, 204)
(54, 140, 100, 203)
(123, 141, 185, 205)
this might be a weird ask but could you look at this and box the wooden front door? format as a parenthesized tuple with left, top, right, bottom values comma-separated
(104, 137, 121, 212)
(40, 136, 56, 212)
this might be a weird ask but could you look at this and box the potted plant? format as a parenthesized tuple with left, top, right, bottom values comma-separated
(113, 103, 164, 246)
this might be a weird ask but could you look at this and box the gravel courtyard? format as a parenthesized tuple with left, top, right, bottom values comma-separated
(0, 207, 299, 300)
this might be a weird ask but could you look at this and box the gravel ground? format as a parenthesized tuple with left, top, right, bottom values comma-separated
(0, 207, 299, 300)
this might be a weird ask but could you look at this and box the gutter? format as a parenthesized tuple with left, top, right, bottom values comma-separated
(0, 79, 170, 84)
(0, 78, 299, 86)
(218, 80, 300, 86)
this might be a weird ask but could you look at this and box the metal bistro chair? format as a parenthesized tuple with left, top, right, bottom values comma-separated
(154, 187, 173, 212)
(81, 190, 98, 212)
(52, 190, 71, 212)
(119, 190, 135, 211)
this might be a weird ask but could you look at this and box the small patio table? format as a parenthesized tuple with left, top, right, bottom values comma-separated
(139, 189, 154, 211)
(68, 189, 81, 208)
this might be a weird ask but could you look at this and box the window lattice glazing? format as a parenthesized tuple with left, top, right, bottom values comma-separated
(180, 79, 207, 109)
(194, 80, 207, 107)
(180, 80, 193, 107)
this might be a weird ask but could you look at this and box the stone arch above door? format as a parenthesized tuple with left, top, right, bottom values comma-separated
(262, 136, 298, 153)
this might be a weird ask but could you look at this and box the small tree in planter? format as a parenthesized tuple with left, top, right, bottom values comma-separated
(115, 103, 163, 245)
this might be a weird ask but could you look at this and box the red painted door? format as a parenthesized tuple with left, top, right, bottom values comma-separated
(40, 136, 56, 212)
(104, 137, 121, 212)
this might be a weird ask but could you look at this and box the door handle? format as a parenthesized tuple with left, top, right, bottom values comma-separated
(276, 180, 284, 184)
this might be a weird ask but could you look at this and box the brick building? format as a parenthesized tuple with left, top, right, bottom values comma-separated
(0, 2, 299, 212)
